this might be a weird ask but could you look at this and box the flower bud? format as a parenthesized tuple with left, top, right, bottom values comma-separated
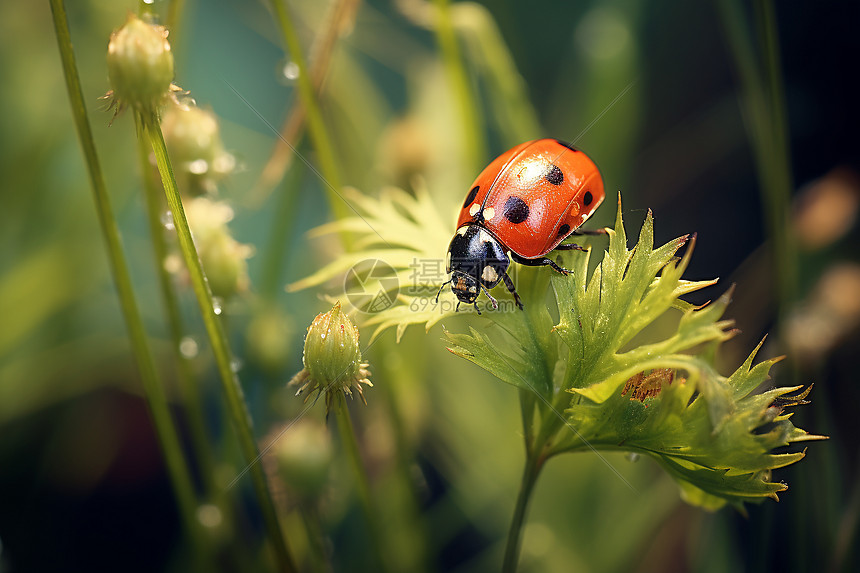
(162, 100, 235, 195)
(107, 15, 174, 113)
(182, 197, 253, 299)
(289, 302, 372, 411)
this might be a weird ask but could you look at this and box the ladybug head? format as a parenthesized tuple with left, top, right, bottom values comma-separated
(450, 272, 480, 304)
(444, 224, 510, 308)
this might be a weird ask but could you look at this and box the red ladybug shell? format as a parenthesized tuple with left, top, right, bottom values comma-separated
(455, 139, 605, 258)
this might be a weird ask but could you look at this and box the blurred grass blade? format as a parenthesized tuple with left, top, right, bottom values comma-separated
(49, 0, 206, 560)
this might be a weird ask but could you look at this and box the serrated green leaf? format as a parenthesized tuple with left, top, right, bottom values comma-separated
(292, 185, 824, 512)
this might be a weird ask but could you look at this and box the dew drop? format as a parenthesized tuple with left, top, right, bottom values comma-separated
(282, 61, 300, 81)
(230, 358, 243, 373)
(161, 210, 175, 231)
(196, 504, 223, 528)
(212, 298, 223, 315)
(179, 336, 199, 358)
(625, 452, 640, 463)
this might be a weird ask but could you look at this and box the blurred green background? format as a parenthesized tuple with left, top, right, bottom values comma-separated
(1, 0, 858, 572)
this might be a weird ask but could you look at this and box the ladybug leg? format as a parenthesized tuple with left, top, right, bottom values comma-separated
(510, 252, 572, 275)
(479, 284, 499, 310)
(554, 242, 588, 252)
(501, 271, 525, 310)
(435, 280, 452, 303)
(572, 227, 608, 236)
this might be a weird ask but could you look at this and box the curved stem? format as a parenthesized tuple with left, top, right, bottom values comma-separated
(50, 0, 205, 557)
(332, 393, 387, 571)
(143, 115, 297, 573)
(716, 0, 797, 320)
(502, 453, 544, 573)
(255, 0, 359, 202)
(269, 0, 347, 220)
(433, 0, 486, 172)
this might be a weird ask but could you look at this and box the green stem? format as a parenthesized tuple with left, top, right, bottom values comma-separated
(256, 0, 359, 201)
(269, 0, 347, 220)
(298, 503, 331, 573)
(502, 453, 544, 573)
(518, 389, 535, 458)
(143, 116, 297, 573)
(49, 0, 204, 555)
(717, 0, 797, 319)
(433, 0, 486, 172)
(166, 0, 186, 36)
(260, 157, 305, 300)
(332, 393, 387, 571)
(135, 116, 217, 488)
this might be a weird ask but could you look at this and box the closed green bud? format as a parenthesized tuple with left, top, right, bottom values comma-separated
(289, 302, 372, 412)
(182, 197, 253, 300)
(107, 15, 174, 113)
(162, 100, 235, 195)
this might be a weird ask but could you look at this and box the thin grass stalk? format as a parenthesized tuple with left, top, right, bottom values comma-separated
(260, 155, 306, 300)
(432, 0, 486, 172)
(49, 0, 206, 559)
(143, 116, 297, 573)
(166, 0, 187, 36)
(134, 116, 219, 495)
(754, 0, 797, 308)
(298, 503, 331, 573)
(269, 0, 348, 220)
(332, 394, 387, 571)
(717, 0, 798, 320)
(256, 0, 359, 201)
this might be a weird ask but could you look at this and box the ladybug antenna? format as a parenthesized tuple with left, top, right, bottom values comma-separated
(435, 280, 451, 303)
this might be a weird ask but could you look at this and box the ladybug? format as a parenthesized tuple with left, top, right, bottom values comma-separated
(439, 138, 605, 312)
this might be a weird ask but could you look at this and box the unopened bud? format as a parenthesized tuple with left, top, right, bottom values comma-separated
(289, 302, 372, 412)
(107, 15, 174, 113)
(162, 100, 235, 194)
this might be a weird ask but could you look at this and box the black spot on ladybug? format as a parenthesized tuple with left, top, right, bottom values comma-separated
(583, 191, 593, 206)
(503, 196, 530, 224)
(558, 224, 570, 236)
(463, 185, 480, 208)
(545, 165, 564, 186)
(554, 139, 579, 152)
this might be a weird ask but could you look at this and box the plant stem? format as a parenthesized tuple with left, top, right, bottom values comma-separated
(332, 393, 387, 571)
(49, 0, 205, 557)
(502, 453, 544, 573)
(135, 116, 217, 487)
(269, 0, 347, 220)
(298, 503, 331, 573)
(255, 0, 359, 202)
(716, 0, 797, 320)
(519, 389, 535, 458)
(260, 158, 306, 300)
(143, 116, 297, 573)
(166, 0, 186, 36)
(433, 0, 486, 173)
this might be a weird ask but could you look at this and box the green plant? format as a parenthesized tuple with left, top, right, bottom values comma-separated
(294, 187, 823, 572)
